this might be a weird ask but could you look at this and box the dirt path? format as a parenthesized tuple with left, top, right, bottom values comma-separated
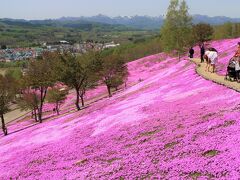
(5, 105, 30, 125)
(4, 89, 115, 126)
(191, 58, 240, 92)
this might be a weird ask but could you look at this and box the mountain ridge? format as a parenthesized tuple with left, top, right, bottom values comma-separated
(1, 14, 240, 30)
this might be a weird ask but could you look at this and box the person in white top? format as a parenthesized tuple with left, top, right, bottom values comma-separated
(208, 51, 218, 73)
(205, 48, 218, 73)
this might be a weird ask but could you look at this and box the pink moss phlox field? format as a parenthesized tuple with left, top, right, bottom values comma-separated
(1, 38, 240, 179)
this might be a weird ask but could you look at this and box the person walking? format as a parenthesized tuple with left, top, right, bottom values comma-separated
(200, 43, 205, 63)
(189, 47, 194, 58)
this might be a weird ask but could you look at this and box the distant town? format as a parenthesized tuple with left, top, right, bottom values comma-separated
(0, 41, 120, 62)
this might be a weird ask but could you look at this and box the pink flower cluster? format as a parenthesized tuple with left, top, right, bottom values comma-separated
(1, 38, 240, 179)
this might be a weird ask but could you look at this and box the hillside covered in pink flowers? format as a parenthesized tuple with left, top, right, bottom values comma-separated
(1, 38, 240, 179)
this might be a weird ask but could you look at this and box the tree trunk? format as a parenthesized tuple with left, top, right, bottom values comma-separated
(38, 108, 42, 123)
(80, 95, 85, 107)
(56, 102, 60, 115)
(34, 109, 38, 122)
(75, 89, 81, 111)
(107, 85, 112, 97)
(38, 87, 48, 123)
(1, 115, 8, 136)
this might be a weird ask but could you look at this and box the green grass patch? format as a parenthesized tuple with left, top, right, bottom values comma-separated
(138, 129, 160, 137)
(151, 158, 159, 165)
(177, 124, 184, 129)
(209, 120, 236, 132)
(202, 113, 216, 120)
(164, 141, 179, 149)
(75, 159, 88, 166)
(29, 158, 48, 165)
(189, 172, 202, 179)
(125, 143, 134, 148)
(223, 120, 236, 127)
(202, 150, 219, 157)
(106, 158, 121, 164)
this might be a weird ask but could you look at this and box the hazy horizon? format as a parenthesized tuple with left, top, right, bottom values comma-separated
(1, 0, 240, 20)
(2, 13, 240, 21)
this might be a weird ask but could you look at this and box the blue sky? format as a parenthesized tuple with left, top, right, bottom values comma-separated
(1, 0, 240, 20)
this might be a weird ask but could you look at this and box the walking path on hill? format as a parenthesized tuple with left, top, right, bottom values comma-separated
(5, 87, 122, 127)
(191, 58, 240, 92)
(5, 105, 30, 125)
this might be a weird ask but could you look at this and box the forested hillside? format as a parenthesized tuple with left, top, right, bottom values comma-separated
(0, 19, 156, 47)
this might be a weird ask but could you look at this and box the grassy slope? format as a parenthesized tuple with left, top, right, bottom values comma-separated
(0, 38, 240, 179)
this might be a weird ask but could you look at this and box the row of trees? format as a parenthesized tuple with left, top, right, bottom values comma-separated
(213, 22, 240, 40)
(161, 0, 240, 59)
(0, 50, 128, 135)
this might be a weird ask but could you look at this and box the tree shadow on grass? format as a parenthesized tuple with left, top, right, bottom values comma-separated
(2, 114, 60, 137)
(1, 88, 126, 138)
(7, 122, 39, 136)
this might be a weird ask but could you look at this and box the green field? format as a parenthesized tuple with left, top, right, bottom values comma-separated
(0, 67, 21, 76)
(0, 68, 6, 75)
(0, 19, 158, 47)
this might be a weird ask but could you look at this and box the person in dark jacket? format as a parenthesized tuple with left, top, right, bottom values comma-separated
(200, 43, 205, 63)
(189, 47, 194, 58)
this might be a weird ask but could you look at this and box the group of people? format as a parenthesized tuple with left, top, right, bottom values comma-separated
(189, 44, 218, 73)
(189, 42, 240, 79)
